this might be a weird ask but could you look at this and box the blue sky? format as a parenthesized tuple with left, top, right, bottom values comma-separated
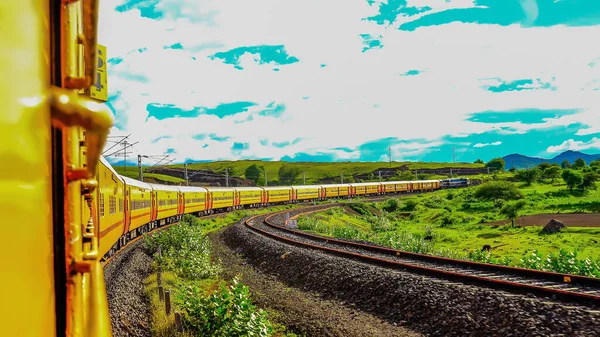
(99, 0, 600, 164)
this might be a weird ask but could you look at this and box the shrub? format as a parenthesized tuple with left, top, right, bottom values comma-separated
(446, 191, 454, 200)
(176, 277, 272, 337)
(382, 198, 400, 212)
(474, 181, 523, 201)
(402, 199, 418, 211)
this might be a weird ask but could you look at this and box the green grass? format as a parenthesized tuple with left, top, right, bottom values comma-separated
(296, 181, 600, 276)
(168, 160, 484, 185)
(113, 167, 186, 184)
(144, 208, 303, 336)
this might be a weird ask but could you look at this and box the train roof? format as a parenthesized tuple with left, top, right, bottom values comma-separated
(204, 186, 236, 192)
(320, 184, 350, 188)
(177, 185, 208, 193)
(291, 185, 323, 189)
(382, 180, 412, 184)
(233, 186, 264, 191)
(349, 182, 382, 186)
(146, 183, 180, 192)
(121, 175, 152, 189)
(99, 156, 124, 182)
(263, 186, 292, 191)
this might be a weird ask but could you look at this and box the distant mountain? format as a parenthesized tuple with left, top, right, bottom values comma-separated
(502, 150, 600, 169)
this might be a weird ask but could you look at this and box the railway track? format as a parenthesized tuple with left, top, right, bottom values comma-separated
(244, 206, 600, 307)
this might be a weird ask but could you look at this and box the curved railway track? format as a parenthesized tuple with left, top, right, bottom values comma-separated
(244, 205, 600, 307)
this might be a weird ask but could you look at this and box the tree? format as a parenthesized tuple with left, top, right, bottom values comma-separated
(244, 164, 261, 185)
(474, 159, 484, 164)
(278, 165, 301, 185)
(499, 200, 527, 228)
(543, 166, 561, 184)
(590, 159, 600, 171)
(581, 172, 599, 191)
(561, 160, 571, 169)
(573, 158, 586, 170)
(474, 181, 523, 201)
(561, 169, 584, 192)
(537, 162, 551, 171)
(485, 158, 505, 171)
(515, 168, 541, 186)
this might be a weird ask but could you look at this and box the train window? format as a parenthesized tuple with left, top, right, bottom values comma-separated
(119, 199, 123, 212)
(109, 196, 116, 215)
(99, 193, 105, 217)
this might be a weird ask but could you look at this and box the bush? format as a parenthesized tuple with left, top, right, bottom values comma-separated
(402, 199, 418, 211)
(446, 191, 454, 200)
(382, 198, 400, 212)
(493, 198, 505, 209)
(176, 277, 272, 337)
(474, 181, 523, 201)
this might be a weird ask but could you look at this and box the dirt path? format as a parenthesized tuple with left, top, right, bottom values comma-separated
(209, 220, 422, 337)
(486, 213, 600, 227)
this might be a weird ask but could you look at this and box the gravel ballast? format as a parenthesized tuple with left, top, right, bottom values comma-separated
(103, 240, 153, 337)
(222, 214, 600, 337)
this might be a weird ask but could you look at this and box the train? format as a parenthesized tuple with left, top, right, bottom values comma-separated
(2, 2, 470, 336)
(440, 178, 471, 189)
(96, 156, 448, 260)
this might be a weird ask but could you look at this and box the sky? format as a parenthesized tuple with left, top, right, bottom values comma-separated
(98, 0, 600, 165)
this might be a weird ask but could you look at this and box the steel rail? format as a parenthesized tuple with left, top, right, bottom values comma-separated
(243, 210, 600, 306)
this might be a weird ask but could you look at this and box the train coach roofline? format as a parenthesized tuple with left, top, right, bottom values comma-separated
(146, 183, 181, 192)
(100, 156, 125, 182)
(120, 175, 153, 189)
(177, 185, 209, 193)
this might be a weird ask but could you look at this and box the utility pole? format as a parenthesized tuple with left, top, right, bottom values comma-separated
(184, 163, 189, 186)
(341, 172, 344, 184)
(415, 170, 418, 180)
(303, 171, 306, 185)
(487, 167, 490, 175)
(379, 170, 382, 182)
(450, 167, 453, 178)
(123, 140, 128, 172)
(452, 147, 455, 164)
(264, 168, 268, 186)
(388, 146, 392, 168)
(137, 155, 147, 181)
(225, 168, 229, 187)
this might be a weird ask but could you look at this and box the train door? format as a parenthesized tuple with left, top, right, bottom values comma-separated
(123, 185, 130, 235)
(151, 191, 157, 221)
(179, 192, 184, 215)
(207, 192, 213, 212)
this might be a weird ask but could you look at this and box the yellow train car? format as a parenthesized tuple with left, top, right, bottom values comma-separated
(264, 186, 292, 203)
(421, 180, 440, 191)
(97, 157, 126, 258)
(292, 185, 322, 201)
(234, 187, 264, 208)
(149, 183, 180, 225)
(178, 186, 208, 215)
(350, 182, 382, 196)
(206, 187, 235, 211)
(122, 176, 153, 236)
(394, 181, 411, 193)
(412, 181, 422, 192)
(382, 181, 397, 193)
(322, 185, 339, 198)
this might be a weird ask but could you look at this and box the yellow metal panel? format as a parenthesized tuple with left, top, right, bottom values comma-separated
(210, 190, 234, 209)
(0, 1, 55, 335)
(97, 164, 124, 258)
(128, 185, 152, 231)
(325, 187, 338, 197)
(156, 190, 179, 219)
(267, 189, 291, 203)
(183, 191, 207, 213)
(395, 183, 409, 192)
(238, 190, 262, 205)
(338, 186, 349, 196)
(367, 185, 379, 193)
(89, 44, 108, 101)
(354, 186, 367, 195)
(295, 187, 320, 200)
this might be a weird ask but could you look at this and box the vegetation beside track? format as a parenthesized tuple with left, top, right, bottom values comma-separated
(296, 180, 600, 277)
(144, 209, 300, 337)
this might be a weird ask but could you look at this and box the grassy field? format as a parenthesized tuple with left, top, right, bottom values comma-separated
(112, 159, 485, 185)
(144, 206, 301, 336)
(296, 181, 600, 276)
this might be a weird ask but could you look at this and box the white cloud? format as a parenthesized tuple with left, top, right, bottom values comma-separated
(546, 138, 600, 153)
(473, 141, 502, 148)
(98, 0, 600, 162)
